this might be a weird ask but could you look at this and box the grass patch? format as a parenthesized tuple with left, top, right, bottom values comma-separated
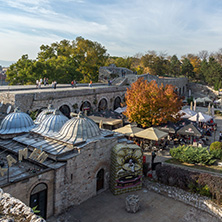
(165, 158, 222, 174)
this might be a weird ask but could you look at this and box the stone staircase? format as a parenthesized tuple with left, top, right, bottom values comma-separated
(112, 74, 138, 86)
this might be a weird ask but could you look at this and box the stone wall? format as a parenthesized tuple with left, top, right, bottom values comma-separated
(144, 179, 222, 220)
(139, 74, 188, 95)
(99, 64, 134, 81)
(54, 136, 117, 215)
(0, 188, 45, 222)
(2, 169, 54, 219)
(0, 86, 127, 113)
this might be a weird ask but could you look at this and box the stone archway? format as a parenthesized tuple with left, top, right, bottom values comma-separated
(59, 105, 71, 118)
(96, 169, 104, 192)
(113, 96, 121, 110)
(80, 101, 92, 114)
(98, 98, 108, 112)
(30, 183, 47, 219)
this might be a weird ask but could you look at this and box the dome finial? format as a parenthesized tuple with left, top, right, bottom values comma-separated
(14, 107, 21, 113)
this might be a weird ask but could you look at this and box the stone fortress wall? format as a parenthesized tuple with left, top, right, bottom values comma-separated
(0, 188, 45, 222)
(0, 65, 188, 116)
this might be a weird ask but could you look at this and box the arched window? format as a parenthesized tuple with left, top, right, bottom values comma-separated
(96, 169, 104, 191)
(30, 183, 47, 219)
(98, 98, 108, 112)
(59, 105, 71, 118)
(113, 97, 121, 110)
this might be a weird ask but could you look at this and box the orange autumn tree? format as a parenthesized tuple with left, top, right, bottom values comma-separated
(124, 77, 183, 127)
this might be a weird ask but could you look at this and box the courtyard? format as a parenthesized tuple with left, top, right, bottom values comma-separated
(47, 186, 220, 222)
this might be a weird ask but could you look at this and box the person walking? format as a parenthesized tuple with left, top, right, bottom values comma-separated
(54, 81, 57, 89)
(43, 77, 46, 86)
(36, 79, 39, 88)
(89, 80, 92, 87)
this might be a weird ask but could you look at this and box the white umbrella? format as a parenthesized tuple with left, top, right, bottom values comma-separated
(203, 97, 212, 103)
(193, 100, 196, 111)
(211, 105, 214, 117)
(134, 127, 168, 141)
(114, 106, 127, 113)
(178, 108, 196, 119)
(189, 112, 212, 123)
(196, 98, 204, 103)
(208, 103, 211, 115)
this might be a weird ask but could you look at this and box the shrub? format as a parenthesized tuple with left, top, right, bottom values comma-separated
(198, 174, 222, 204)
(155, 164, 198, 190)
(156, 165, 222, 203)
(210, 149, 222, 160)
(170, 145, 216, 165)
(210, 141, 222, 151)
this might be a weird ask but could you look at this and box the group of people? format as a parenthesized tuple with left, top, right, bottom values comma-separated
(71, 80, 77, 88)
(35, 78, 57, 89)
(36, 77, 49, 89)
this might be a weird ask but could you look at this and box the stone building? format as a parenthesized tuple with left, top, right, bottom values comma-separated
(0, 107, 139, 219)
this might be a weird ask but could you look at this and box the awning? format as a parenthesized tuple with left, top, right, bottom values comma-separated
(113, 124, 143, 137)
(177, 123, 202, 137)
(189, 112, 212, 123)
(114, 106, 127, 114)
(88, 116, 123, 126)
(134, 127, 168, 141)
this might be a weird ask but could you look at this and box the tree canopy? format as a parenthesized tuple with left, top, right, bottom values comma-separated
(124, 78, 183, 128)
(4, 36, 222, 90)
(6, 37, 108, 85)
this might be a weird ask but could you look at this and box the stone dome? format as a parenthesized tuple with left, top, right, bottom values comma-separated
(32, 109, 69, 136)
(0, 107, 34, 135)
(35, 104, 57, 124)
(53, 112, 101, 144)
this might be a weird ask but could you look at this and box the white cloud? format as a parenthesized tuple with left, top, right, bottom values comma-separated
(1, 0, 222, 61)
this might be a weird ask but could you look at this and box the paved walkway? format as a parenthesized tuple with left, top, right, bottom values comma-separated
(47, 187, 220, 222)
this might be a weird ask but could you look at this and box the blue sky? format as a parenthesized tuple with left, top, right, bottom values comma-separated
(0, 0, 222, 65)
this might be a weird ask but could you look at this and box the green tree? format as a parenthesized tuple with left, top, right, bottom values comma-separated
(181, 58, 195, 79)
(6, 54, 34, 85)
(169, 55, 181, 77)
(74, 36, 108, 82)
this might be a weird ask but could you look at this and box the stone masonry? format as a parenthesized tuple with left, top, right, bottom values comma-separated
(0, 188, 45, 222)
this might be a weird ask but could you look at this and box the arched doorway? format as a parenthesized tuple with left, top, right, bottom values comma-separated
(80, 101, 92, 115)
(113, 96, 121, 110)
(96, 169, 104, 191)
(30, 183, 47, 219)
(59, 105, 70, 118)
(98, 98, 108, 112)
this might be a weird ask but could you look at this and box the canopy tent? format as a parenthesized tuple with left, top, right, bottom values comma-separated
(195, 98, 205, 103)
(214, 99, 222, 104)
(177, 123, 202, 137)
(114, 106, 127, 114)
(189, 112, 213, 123)
(134, 127, 168, 141)
(113, 124, 143, 137)
(156, 122, 177, 134)
(203, 96, 212, 103)
(178, 108, 196, 119)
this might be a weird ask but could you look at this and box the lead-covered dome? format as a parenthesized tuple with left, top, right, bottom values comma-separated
(32, 109, 69, 136)
(0, 107, 34, 136)
(35, 104, 57, 124)
(53, 112, 101, 144)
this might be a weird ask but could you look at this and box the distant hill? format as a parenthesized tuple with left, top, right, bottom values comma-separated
(0, 60, 15, 67)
